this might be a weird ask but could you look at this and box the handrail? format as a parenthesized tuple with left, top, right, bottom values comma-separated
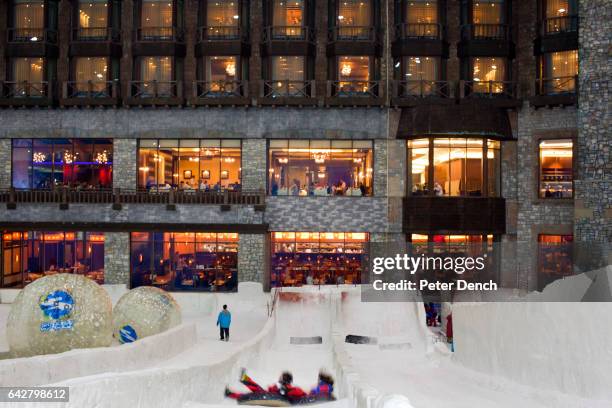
(262, 25, 315, 42)
(134, 26, 184, 42)
(461, 23, 509, 40)
(394, 23, 443, 40)
(393, 80, 451, 98)
(459, 80, 517, 99)
(327, 80, 380, 97)
(261, 80, 315, 98)
(7, 28, 57, 43)
(535, 75, 578, 95)
(71, 27, 121, 42)
(1, 81, 49, 98)
(197, 25, 244, 41)
(193, 80, 248, 98)
(63, 81, 119, 99)
(328, 25, 378, 41)
(1, 188, 266, 206)
(129, 80, 183, 98)
(540, 15, 578, 35)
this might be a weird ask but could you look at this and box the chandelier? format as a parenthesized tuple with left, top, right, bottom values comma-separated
(94, 150, 109, 164)
(341, 63, 352, 76)
(223, 157, 236, 163)
(33, 152, 46, 163)
(64, 151, 74, 164)
(225, 62, 236, 76)
(314, 152, 327, 163)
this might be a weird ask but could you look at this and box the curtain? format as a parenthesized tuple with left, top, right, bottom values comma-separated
(472, 57, 505, 93)
(207, 0, 239, 26)
(141, 0, 173, 28)
(273, 0, 303, 27)
(545, 0, 569, 18)
(75, 57, 108, 93)
(472, 0, 504, 24)
(338, 0, 371, 26)
(13, 0, 44, 38)
(545, 50, 577, 92)
(406, 0, 438, 24)
(140, 57, 173, 96)
(404, 57, 438, 80)
(271, 56, 304, 81)
(78, 0, 108, 38)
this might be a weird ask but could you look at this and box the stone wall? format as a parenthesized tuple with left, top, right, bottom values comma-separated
(241, 139, 267, 191)
(0, 139, 10, 189)
(104, 232, 130, 285)
(113, 139, 137, 190)
(238, 234, 268, 285)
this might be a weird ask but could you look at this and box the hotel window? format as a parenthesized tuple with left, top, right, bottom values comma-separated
(269, 56, 306, 96)
(11, 0, 45, 41)
(471, 0, 505, 39)
(403, 0, 439, 38)
(12, 139, 113, 190)
(77, 0, 109, 39)
(130, 232, 238, 292)
(337, 56, 372, 96)
(538, 234, 573, 291)
(268, 140, 373, 196)
(271, 232, 368, 287)
(138, 56, 173, 96)
(539, 139, 573, 198)
(205, 0, 240, 38)
(401, 57, 440, 96)
(203, 56, 238, 93)
(1, 231, 105, 288)
(543, 0, 577, 34)
(337, 0, 372, 39)
(138, 139, 241, 191)
(73, 57, 109, 95)
(408, 138, 501, 197)
(540, 50, 578, 94)
(271, 0, 304, 38)
(140, 0, 174, 39)
(471, 57, 506, 93)
(9, 58, 45, 97)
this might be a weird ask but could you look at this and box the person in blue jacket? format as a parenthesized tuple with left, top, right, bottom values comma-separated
(217, 304, 232, 341)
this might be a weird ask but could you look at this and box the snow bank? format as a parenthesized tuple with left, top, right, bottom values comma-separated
(0, 323, 197, 387)
(452, 269, 612, 402)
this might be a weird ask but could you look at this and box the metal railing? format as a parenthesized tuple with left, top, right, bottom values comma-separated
(134, 27, 184, 42)
(261, 80, 315, 98)
(459, 80, 517, 99)
(193, 80, 248, 98)
(541, 16, 578, 35)
(0, 188, 266, 206)
(327, 80, 380, 98)
(329, 26, 378, 41)
(71, 27, 121, 42)
(461, 24, 509, 40)
(63, 81, 120, 99)
(262, 26, 315, 42)
(129, 80, 183, 98)
(1, 81, 49, 98)
(198, 26, 243, 41)
(7, 28, 57, 43)
(393, 80, 451, 98)
(394, 23, 443, 40)
(535, 75, 578, 95)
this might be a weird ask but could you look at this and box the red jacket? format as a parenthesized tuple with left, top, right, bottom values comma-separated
(268, 384, 306, 399)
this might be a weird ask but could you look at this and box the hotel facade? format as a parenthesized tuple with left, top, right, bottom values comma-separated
(0, 0, 608, 293)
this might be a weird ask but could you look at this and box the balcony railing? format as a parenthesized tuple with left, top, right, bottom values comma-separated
(262, 26, 315, 42)
(393, 80, 451, 98)
(541, 16, 578, 35)
(0, 188, 266, 206)
(129, 81, 183, 98)
(461, 24, 509, 40)
(394, 23, 443, 40)
(198, 25, 243, 41)
(327, 80, 380, 98)
(328, 26, 378, 41)
(71, 27, 120, 42)
(459, 80, 517, 99)
(7, 28, 57, 43)
(261, 80, 315, 98)
(134, 27, 184, 42)
(1, 81, 49, 98)
(536, 76, 578, 95)
(193, 80, 248, 98)
(63, 81, 120, 99)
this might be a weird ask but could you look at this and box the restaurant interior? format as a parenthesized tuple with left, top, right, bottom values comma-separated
(537, 234, 573, 291)
(539, 139, 573, 198)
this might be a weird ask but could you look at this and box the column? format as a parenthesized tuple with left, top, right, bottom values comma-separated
(104, 232, 131, 285)
(241, 139, 267, 191)
(238, 234, 269, 288)
(113, 139, 137, 190)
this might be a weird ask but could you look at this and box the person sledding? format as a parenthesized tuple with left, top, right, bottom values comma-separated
(225, 370, 306, 403)
(309, 371, 334, 399)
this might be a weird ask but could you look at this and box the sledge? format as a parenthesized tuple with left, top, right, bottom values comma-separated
(237, 392, 336, 406)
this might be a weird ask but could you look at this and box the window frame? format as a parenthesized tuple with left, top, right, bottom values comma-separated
(537, 136, 575, 200)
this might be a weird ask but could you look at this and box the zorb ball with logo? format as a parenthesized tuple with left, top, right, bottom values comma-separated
(112, 286, 181, 344)
(6, 273, 113, 358)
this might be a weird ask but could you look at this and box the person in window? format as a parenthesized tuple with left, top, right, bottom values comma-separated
(271, 181, 279, 196)
(290, 179, 300, 196)
(199, 179, 209, 191)
(359, 183, 366, 196)
(434, 181, 444, 196)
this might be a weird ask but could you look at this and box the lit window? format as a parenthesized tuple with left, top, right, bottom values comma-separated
(541, 50, 578, 94)
(73, 57, 109, 94)
(471, 57, 506, 93)
(337, 0, 372, 39)
(12, 0, 44, 41)
(402, 57, 439, 95)
(77, 0, 108, 38)
(272, 0, 304, 38)
(9, 58, 45, 97)
(539, 139, 573, 198)
(206, 0, 239, 38)
(269, 56, 305, 96)
(141, 0, 173, 39)
(538, 234, 573, 291)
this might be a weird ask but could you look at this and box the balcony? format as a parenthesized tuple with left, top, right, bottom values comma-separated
(458, 24, 514, 58)
(459, 80, 520, 107)
(69, 28, 122, 57)
(392, 23, 448, 57)
(541, 16, 578, 36)
(0, 81, 53, 107)
(327, 26, 381, 56)
(196, 26, 250, 56)
(530, 76, 578, 107)
(261, 26, 315, 56)
(190, 80, 250, 106)
(125, 80, 184, 106)
(391, 80, 453, 107)
(536, 16, 579, 53)
(403, 196, 506, 234)
(6, 28, 58, 57)
(60, 81, 121, 107)
(133, 27, 186, 57)
(258, 80, 317, 106)
(325, 80, 383, 106)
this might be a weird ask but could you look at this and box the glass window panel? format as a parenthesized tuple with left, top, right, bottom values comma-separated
(12, 144, 32, 189)
(466, 139, 483, 196)
(13, 0, 44, 40)
(221, 146, 241, 190)
(74, 57, 108, 93)
(338, 0, 371, 38)
(269, 141, 289, 195)
(472, 57, 506, 93)
(270, 56, 305, 96)
(141, 0, 173, 28)
(78, 0, 108, 38)
(487, 140, 501, 197)
(200, 145, 222, 190)
(11, 58, 44, 97)
(406, 0, 438, 24)
(545, 0, 571, 18)
(543, 50, 578, 93)
(178, 143, 199, 189)
(269, 140, 288, 148)
(273, 0, 304, 37)
(409, 138, 429, 195)
(538, 234, 573, 291)
(140, 139, 159, 148)
(201, 139, 221, 147)
(539, 139, 573, 198)
(159, 139, 179, 148)
(221, 139, 241, 148)
(205, 56, 237, 93)
(207, 0, 239, 27)
(472, 0, 504, 24)
(140, 57, 173, 96)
